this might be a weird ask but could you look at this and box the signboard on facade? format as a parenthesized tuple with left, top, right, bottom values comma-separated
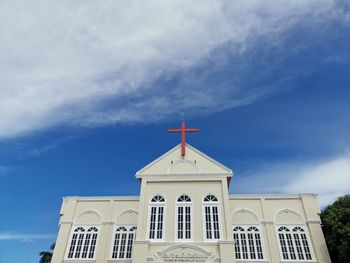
(152, 244, 217, 263)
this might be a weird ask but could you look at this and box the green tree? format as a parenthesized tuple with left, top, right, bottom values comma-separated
(39, 243, 55, 263)
(321, 195, 350, 263)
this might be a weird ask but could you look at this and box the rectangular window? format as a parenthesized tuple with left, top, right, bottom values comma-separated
(66, 226, 99, 260)
(277, 226, 314, 261)
(149, 205, 165, 240)
(205, 206, 212, 239)
(75, 233, 84, 258)
(301, 233, 312, 260)
(177, 205, 191, 240)
(241, 233, 248, 259)
(149, 207, 157, 239)
(255, 233, 264, 259)
(68, 233, 77, 258)
(112, 233, 120, 258)
(185, 206, 191, 239)
(204, 205, 220, 240)
(157, 206, 164, 239)
(178, 206, 183, 239)
(111, 226, 137, 259)
(81, 233, 91, 258)
(88, 233, 97, 258)
(233, 226, 265, 261)
(126, 232, 135, 258)
(233, 233, 241, 259)
(279, 233, 289, 260)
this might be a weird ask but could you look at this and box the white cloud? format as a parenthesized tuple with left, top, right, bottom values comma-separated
(235, 154, 350, 207)
(0, 233, 55, 242)
(0, 0, 347, 138)
(286, 156, 350, 207)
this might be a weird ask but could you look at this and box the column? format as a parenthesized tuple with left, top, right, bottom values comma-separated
(132, 241, 149, 263)
(51, 222, 73, 263)
(219, 241, 235, 263)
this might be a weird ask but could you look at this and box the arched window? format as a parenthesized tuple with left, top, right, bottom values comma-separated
(148, 194, 165, 240)
(176, 194, 192, 240)
(111, 226, 137, 259)
(67, 226, 99, 259)
(203, 194, 220, 240)
(277, 226, 313, 261)
(233, 226, 264, 260)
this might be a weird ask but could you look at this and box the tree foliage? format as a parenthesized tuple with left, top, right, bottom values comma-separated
(39, 243, 55, 263)
(321, 195, 350, 263)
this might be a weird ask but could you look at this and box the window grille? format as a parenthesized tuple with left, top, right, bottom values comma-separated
(203, 194, 220, 240)
(233, 226, 264, 260)
(176, 194, 192, 240)
(149, 195, 165, 240)
(111, 226, 137, 259)
(277, 226, 313, 261)
(67, 226, 99, 259)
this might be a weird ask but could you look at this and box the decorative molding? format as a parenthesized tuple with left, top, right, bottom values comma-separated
(141, 241, 221, 246)
(64, 196, 140, 201)
(274, 208, 305, 223)
(63, 260, 96, 263)
(217, 240, 235, 245)
(229, 193, 317, 200)
(74, 209, 103, 224)
(141, 174, 230, 181)
(167, 159, 199, 174)
(60, 220, 73, 225)
(231, 208, 260, 222)
(133, 240, 150, 245)
(102, 221, 115, 225)
(260, 220, 274, 224)
(149, 244, 218, 262)
(306, 220, 321, 224)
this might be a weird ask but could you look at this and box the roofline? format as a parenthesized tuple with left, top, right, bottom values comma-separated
(62, 194, 317, 201)
(135, 173, 232, 179)
(187, 143, 233, 174)
(229, 193, 318, 199)
(135, 144, 182, 175)
(63, 196, 140, 201)
(135, 143, 233, 176)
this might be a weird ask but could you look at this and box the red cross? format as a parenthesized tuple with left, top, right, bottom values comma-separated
(168, 120, 199, 158)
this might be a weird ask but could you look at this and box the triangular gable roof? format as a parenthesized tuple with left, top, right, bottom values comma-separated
(135, 143, 233, 177)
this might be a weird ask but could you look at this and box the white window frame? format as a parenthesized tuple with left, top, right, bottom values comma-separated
(175, 194, 193, 242)
(65, 225, 100, 260)
(202, 194, 222, 241)
(147, 194, 166, 241)
(275, 225, 315, 262)
(232, 224, 265, 261)
(110, 225, 137, 260)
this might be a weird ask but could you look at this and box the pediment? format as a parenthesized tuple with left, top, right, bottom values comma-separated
(136, 144, 232, 177)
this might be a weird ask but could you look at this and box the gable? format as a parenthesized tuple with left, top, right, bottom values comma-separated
(136, 144, 233, 177)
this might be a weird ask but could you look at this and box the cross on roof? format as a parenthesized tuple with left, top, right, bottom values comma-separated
(168, 120, 199, 158)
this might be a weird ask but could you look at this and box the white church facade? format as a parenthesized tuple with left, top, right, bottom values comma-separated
(51, 141, 331, 263)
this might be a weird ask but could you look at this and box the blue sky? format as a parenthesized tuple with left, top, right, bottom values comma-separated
(1, 1, 350, 262)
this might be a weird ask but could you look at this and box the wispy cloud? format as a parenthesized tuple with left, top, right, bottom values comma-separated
(0, 233, 55, 242)
(27, 135, 75, 157)
(0, 0, 349, 139)
(235, 154, 350, 207)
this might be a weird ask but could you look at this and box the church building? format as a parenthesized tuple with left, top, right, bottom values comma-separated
(51, 122, 331, 263)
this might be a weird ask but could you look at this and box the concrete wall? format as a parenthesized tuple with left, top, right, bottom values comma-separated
(51, 193, 331, 263)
